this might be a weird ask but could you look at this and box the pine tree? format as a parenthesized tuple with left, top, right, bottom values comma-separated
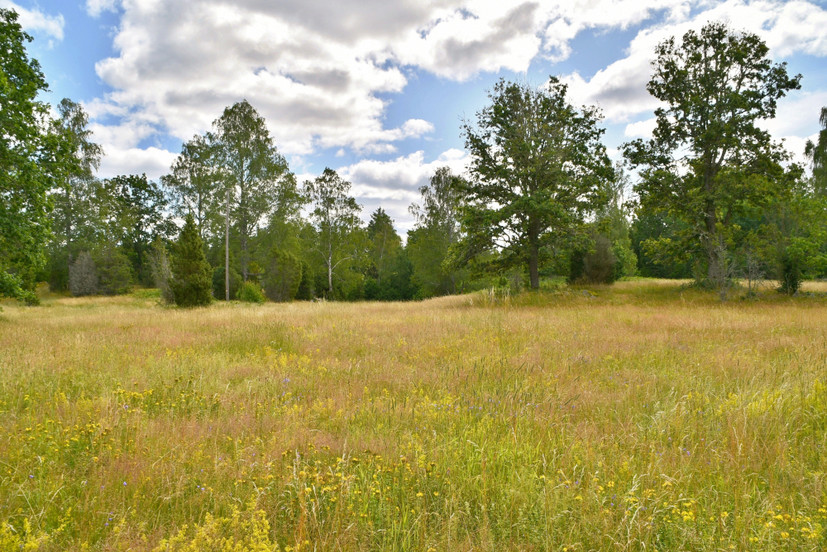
(171, 214, 212, 307)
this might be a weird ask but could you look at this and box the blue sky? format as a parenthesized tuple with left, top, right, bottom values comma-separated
(6, 0, 827, 232)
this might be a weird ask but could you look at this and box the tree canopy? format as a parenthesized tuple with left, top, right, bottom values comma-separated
(458, 77, 613, 289)
(624, 22, 802, 290)
(0, 9, 65, 303)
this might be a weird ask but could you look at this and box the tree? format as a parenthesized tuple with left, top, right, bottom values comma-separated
(48, 98, 103, 290)
(458, 77, 613, 289)
(212, 100, 294, 288)
(171, 214, 212, 307)
(93, 245, 133, 295)
(68, 251, 97, 296)
(304, 168, 363, 297)
(0, 9, 64, 304)
(805, 107, 827, 195)
(407, 167, 467, 296)
(148, 239, 174, 304)
(101, 174, 174, 285)
(162, 134, 220, 240)
(366, 208, 402, 286)
(263, 248, 302, 302)
(624, 22, 801, 292)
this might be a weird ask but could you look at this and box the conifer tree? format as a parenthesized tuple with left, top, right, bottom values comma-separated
(171, 214, 212, 307)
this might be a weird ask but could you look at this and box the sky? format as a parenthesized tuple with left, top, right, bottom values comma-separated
(5, 0, 827, 233)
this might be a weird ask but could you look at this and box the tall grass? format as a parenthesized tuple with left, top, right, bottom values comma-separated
(0, 281, 825, 550)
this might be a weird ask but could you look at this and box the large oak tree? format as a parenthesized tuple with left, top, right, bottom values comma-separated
(624, 22, 801, 289)
(459, 77, 613, 289)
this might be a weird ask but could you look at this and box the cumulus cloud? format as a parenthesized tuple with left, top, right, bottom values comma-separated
(85, 0, 118, 17)
(97, 146, 177, 181)
(0, 0, 64, 40)
(624, 117, 657, 138)
(84, 0, 712, 168)
(559, 0, 827, 124)
(338, 149, 470, 233)
(77, 0, 827, 193)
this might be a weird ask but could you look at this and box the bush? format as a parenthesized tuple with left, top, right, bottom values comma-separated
(68, 251, 98, 296)
(171, 215, 212, 307)
(569, 235, 618, 284)
(94, 246, 133, 295)
(236, 281, 265, 303)
(779, 250, 803, 295)
(212, 266, 242, 301)
(295, 261, 314, 300)
(263, 249, 302, 302)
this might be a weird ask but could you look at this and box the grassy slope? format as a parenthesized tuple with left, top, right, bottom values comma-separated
(0, 280, 826, 550)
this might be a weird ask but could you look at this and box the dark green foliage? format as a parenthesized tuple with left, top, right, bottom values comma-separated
(47, 99, 103, 291)
(103, 174, 175, 286)
(365, 249, 416, 301)
(407, 167, 467, 297)
(263, 248, 302, 302)
(568, 235, 618, 284)
(212, 265, 242, 301)
(778, 250, 803, 295)
(162, 134, 220, 240)
(68, 251, 98, 296)
(212, 100, 295, 282)
(236, 281, 265, 303)
(304, 168, 363, 297)
(630, 213, 693, 278)
(295, 261, 314, 300)
(171, 215, 212, 307)
(93, 246, 133, 295)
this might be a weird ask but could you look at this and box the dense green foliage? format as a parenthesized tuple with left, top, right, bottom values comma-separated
(2, 9, 825, 304)
(305, 168, 364, 298)
(263, 248, 302, 302)
(236, 280, 266, 303)
(458, 77, 613, 289)
(624, 22, 802, 295)
(0, 9, 63, 304)
(171, 215, 212, 307)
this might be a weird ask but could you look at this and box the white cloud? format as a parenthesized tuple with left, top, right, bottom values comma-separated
(759, 90, 827, 165)
(624, 117, 657, 138)
(560, 0, 827, 124)
(86, 0, 119, 17)
(338, 149, 470, 233)
(0, 1, 64, 40)
(79, 0, 827, 186)
(97, 146, 176, 181)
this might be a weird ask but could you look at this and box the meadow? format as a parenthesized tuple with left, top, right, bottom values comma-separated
(1, 280, 826, 551)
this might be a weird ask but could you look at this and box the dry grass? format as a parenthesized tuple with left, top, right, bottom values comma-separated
(0, 280, 825, 550)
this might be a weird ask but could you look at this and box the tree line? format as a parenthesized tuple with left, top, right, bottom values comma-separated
(2, 9, 826, 306)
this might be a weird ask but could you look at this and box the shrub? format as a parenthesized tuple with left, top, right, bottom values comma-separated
(212, 266, 242, 300)
(295, 261, 314, 300)
(569, 235, 618, 284)
(779, 250, 803, 295)
(236, 281, 265, 303)
(171, 215, 212, 307)
(68, 251, 98, 296)
(263, 248, 302, 302)
(93, 246, 133, 295)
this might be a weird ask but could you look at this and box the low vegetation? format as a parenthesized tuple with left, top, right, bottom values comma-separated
(1, 280, 826, 550)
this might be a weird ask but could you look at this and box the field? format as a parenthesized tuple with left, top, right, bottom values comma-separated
(1, 280, 826, 551)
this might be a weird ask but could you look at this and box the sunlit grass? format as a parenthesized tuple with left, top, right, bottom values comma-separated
(1, 280, 825, 550)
